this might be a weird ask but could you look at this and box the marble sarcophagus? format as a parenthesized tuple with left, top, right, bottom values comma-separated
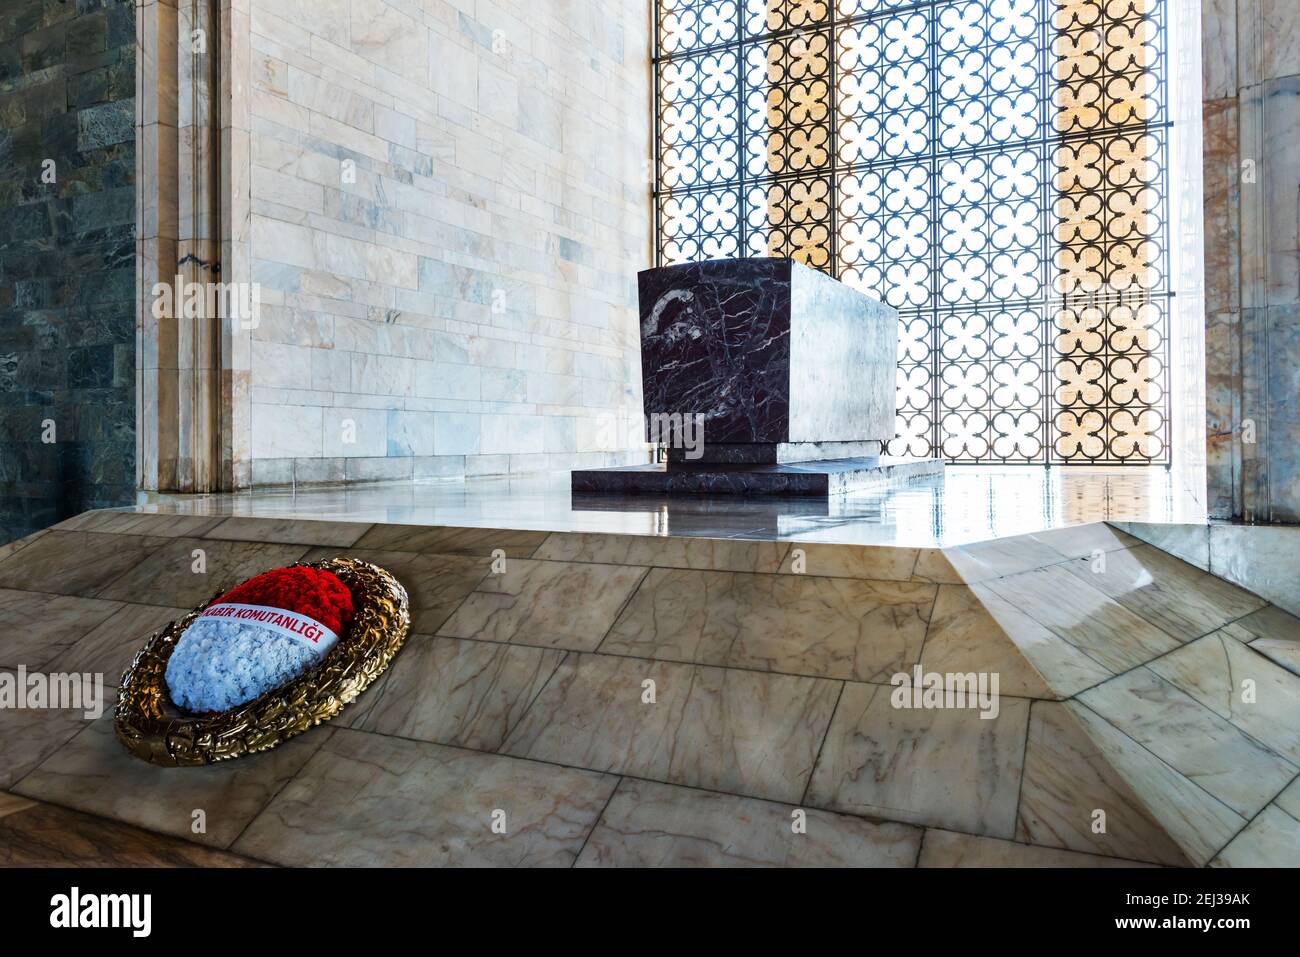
(573, 257, 943, 495)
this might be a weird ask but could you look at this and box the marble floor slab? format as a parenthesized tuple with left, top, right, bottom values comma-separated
(0, 589, 124, 670)
(300, 546, 491, 634)
(0, 531, 169, 597)
(912, 533, 1068, 584)
(1024, 523, 1141, 561)
(96, 537, 311, 607)
(774, 542, 919, 581)
(13, 717, 329, 848)
(233, 727, 618, 867)
(204, 516, 373, 547)
(575, 778, 922, 867)
(355, 523, 549, 557)
(1225, 604, 1300, 676)
(600, 568, 935, 682)
(918, 584, 1111, 699)
(0, 791, 36, 819)
(0, 800, 265, 867)
(437, 558, 647, 651)
(984, 564, 1183, 672)
(1016, 701, 1245, 866)
(535, 532, 790, 573)
(1063, 544, 1267, 641)
(805, 682, 1029, 837)
(41, 603, 190, 698)
(342, 635, 566, 751)
(1209, 800, 1300, 867)
(3, 508, 1290, 868)
(0, 529, 48, 563)
(1147, 631, 1300, 765)
(1080, 668, 1297, 817)
(0, 672, 96, 790)
(502, 653, 840, 803)
(917, 829, 1154, 867)
(54, 511, 225, 538)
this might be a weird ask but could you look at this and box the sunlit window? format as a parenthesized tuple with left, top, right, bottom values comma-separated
(654, 0, 1171, 464)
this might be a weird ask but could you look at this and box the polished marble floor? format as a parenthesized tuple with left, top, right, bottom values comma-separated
(0, 509, 1295, 867)
(129, 465, 1207, 548)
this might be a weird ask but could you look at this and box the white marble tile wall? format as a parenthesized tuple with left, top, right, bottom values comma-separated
(243, 0, 653, 484)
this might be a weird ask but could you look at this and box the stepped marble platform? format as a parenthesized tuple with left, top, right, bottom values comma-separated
(572, 455, 944, 496)
(0, 509, 1297, 867)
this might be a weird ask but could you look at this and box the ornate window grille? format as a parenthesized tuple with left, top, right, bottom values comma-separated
(653, 0, 1172, 464)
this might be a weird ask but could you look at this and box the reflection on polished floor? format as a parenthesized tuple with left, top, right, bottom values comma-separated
(131, 465, 1207, 548)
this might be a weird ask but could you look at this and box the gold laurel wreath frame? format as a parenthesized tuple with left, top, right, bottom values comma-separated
(115, 558, 410, 767)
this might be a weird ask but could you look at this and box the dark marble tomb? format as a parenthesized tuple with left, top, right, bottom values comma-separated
(574, 257, 942, 496)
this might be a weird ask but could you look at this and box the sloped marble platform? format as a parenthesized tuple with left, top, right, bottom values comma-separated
(572, 455, 945, 496)
(0, 510, 1296, 867)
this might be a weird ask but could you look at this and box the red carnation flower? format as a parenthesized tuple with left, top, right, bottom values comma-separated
(212, 566, 356, 636)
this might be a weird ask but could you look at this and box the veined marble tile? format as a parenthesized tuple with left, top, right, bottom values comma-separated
(1209, 524, 1300, 617)
(1209, 804, 1300, 867)
(356, 524, 549, 557)
(575, 778, 921, 867)
(502, 653, 840, 803)
(205, 516, 373, 546)
(913, 533, 1066, 584)
(1231, 605, 1300, 676)
(0, 669, 100, 790)
(96, 537, 311, 607)
(0, 791, 36, 820)
(0, 529, 48, 564)
(600, 568, 934, 682)
(56, 510, 226, 538)
(1080, 669, 1296, 817)
(805, 683, 1029, 837)
(438, 558, 646, 652)
(1148, 631, 1300, 764)
(302, 546, 490, 634)
(919, 584, 1111, 699)
(1063, 544, 1266, 640)
(776, 542, 918, 581)
(1027, 523, 1140, 560)
(343, 635, 565, 751)
(0, 802, 265, 867)
(1016, 701, 1245, 866)
(1276, 776, 1300, 819)
(234, 727, 617, 867)
(43, 603, 188, 698)
(535, 532, 789, 573)
(918, 829, 1154, 867)
(985, 564, 1182, 671)
(0, 531, 169, 598)
(14, 717, 329, 848)
(0, 589, 124, 670)
(1108, 521, 1211, 569)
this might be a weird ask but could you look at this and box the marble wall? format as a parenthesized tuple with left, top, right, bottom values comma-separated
(1202, 0, 1300, 522)
(0, 0, 136, 545)
(240, 0, 653, 486)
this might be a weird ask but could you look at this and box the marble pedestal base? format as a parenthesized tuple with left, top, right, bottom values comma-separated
(572, 456, 944, 497)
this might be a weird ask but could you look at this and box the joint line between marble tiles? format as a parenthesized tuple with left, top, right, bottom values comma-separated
(570, 775, 624, 867)
(1204, 766, 1300, 865)
(1070, 697, 1255, 832)
(225, 727, 338, 854)
(591, 566, 653, 655)
(799, 680, 846, 809)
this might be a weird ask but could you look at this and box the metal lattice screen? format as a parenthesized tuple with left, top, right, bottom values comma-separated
(653, 0, 1172, 464)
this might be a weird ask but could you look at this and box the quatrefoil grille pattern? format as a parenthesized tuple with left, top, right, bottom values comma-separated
(655, 0, 1172, 464)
